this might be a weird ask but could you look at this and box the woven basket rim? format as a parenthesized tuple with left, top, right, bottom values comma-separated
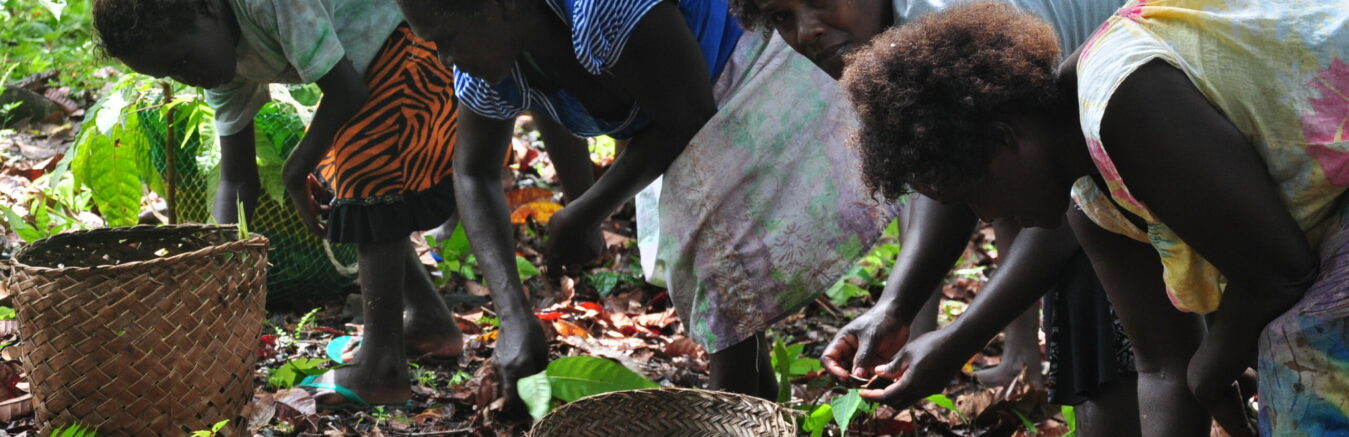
(530, 387, 797, 435)
(10, 225, 268, 276)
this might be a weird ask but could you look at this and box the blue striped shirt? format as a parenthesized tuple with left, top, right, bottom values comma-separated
(453, 0, 742, 139)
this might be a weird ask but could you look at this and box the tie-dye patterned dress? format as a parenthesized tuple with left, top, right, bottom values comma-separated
(1067, 0, 1349, 433)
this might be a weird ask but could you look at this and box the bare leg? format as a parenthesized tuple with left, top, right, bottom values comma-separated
(1069, 209, 1209, 435)
(975, 220, 1044, 388)
(709, 332, 777, 401)
(313, 237, 414, 405)
(214, 125, 261, 224)
(400, 246, 463, 357)
(1076, 374, 1143, 437)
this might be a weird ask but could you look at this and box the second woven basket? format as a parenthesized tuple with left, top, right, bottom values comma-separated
(528, 388, 797, 437)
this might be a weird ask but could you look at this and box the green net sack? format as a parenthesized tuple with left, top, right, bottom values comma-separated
(139, 97, 357, 305)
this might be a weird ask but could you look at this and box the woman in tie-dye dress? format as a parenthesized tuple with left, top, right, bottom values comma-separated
(844, 0, 1348, 435)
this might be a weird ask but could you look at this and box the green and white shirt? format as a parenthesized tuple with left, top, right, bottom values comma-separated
(205, 0, 404, 136)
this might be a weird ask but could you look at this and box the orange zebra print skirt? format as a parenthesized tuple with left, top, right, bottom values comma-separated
(316, 25, 457, 243)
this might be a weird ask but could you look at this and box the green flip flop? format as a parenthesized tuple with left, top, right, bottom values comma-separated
(326, 335, 460, 365)
(298, 375, 412, 410)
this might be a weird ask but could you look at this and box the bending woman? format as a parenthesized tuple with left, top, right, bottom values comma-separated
(845, 2, 1346, 435)
(392, 0, 762, 407)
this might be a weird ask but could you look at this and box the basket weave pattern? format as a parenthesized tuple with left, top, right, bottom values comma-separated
(529, 388, 796, 437)
(9, 225, 268, 436)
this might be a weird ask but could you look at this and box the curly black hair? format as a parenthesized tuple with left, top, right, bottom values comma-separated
(727, 0, 771, 33)
(841, 2, 1061, 200)
(92, 0, 200, 60)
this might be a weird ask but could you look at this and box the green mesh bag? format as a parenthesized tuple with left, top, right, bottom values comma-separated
(139, 98, 358, 304)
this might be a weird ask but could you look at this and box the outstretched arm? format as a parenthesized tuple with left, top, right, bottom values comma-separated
(822, 195, 977, 379)
(544, 2, 717, 272)
(281, 59, 369, 236)
(859, 218, 1080, 405)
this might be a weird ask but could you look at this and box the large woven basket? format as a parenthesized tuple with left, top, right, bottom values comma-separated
(528, 388, 797, 437)
(8, 225, 267, 436)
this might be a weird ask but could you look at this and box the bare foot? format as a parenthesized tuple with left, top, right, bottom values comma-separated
(308, 356, 411, 407)
(404, 310, 464, 358)
(338, 319, 464, 362)
(975, 355, 1044, 388)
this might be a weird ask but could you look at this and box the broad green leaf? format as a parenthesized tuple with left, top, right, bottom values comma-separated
(588, 272, 620, 297)
(92, 91, 128, 134)
(790, 356, 823, 376)
(122, 110, 164, 196)
(831, 389, 865, 434)
(544, 356, 657, 402)
(516, 370, 553, 420)
(0, 204, 39, 242)
(516, 256, 540, 281)
(212, 420, 229, 433)
(86, 125, 143, 227)
(0, 307, 14, 320)
(445, 223, 472, 259)
(826, 281, 869, 307)
(257, 162, 287, 206)
(802, 404, 833, 437)
(267, 357, 330, 389)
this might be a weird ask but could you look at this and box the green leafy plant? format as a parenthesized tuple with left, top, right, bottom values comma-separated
(189, 420, 230, 437)
(831, 389, 871, 436)
(801, 403, 833, 437)
(0, 306, 15, 320)
(448, 370, 472, 386)
(0, 0, 122, 98)
(516, 255, 541, 281)
(409, 362, 438, 388)
(586, 271, 621, 296)
(266, 357, 330, 389)
(925, 393, 969, 427)
(770, 337, 823, 403)
(516, 356, 659, 420)
(426, 223, 477, 284)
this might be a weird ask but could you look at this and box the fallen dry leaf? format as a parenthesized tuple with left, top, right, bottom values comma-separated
(602, 230, 633, 248)
(664, 337, 705, 360)
(273, 388, 318, 431)
(635, 308, 678, 330)
(506, 187, 554, 210)
(552, 320, 589, 338)
(247, 392, 277, 431)
(510, 201, 563, 225)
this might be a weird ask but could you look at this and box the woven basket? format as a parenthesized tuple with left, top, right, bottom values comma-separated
(528, 388, 797, 437)
(7, 225, 268, 436)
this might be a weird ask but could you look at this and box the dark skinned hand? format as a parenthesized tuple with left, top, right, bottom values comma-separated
(822, 305, 911, 382)
(858, 327, 970, 408)
(544, 207, 605, 276)
(494, 315, 549, 416)
(284, 172, 330, 238)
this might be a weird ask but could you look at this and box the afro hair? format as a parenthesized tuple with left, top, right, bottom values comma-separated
(842, 2, 1062, 200)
